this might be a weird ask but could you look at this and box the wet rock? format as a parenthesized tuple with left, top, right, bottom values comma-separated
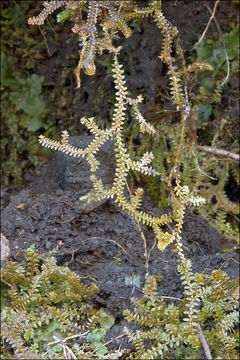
(183, 210, 224, 254)
(24, 154, 60, 194)
(57, 136, 115, 194)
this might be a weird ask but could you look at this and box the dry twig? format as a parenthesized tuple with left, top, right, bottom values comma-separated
(195, 323, 212, 360)
(204, 1, 230, 85)
(196, 1, 230, 85)
(197, 0, 220, 44)
(197, 145, 239, 161)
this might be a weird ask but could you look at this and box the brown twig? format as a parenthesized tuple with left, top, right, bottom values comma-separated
(160, 295, 183, 301)
(38, 25, 52, 56)
(204, 1, 230, 86)
(197, 145, 239, 161)
(196, 1, 230, 85)
(88, 236, 127, 255)
(47, 18, 57, 35)
(196, 0, 220, 45)
(195, 323, 212, 360)
(43, 332, 90, 359)
(96, 333, 126, 352)
(219, 256, 240, 271)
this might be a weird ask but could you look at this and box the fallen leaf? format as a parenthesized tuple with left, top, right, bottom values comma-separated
(16, 203, 25, 209)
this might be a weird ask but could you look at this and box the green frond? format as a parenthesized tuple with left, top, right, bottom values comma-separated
(2, 261, 28, 288)
(123, 327, 145, 358)
(211, 80, 223, 103)
(128, 96, 156, 135)
(215, 188, 239, 215)
(57, 8, 73, 23)
(183, 62, 214, 75)
(1, 308, 38, 359)
(230, 165, 240, 185)
(152, 8, 177, 64)
(28, 1, 68, 25)
(25, 246, 40, 277)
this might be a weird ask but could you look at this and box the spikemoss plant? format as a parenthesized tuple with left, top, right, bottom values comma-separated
(4, 2, 237, 359)
(141, 28, 240, 243)
(32, 1, 212, 252)
(124, 265, 239, 359)
(1, 246, 107, 359)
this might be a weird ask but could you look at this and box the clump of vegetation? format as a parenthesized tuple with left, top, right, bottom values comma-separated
(33, 1, 213, 253)
(187, 28, 239, 241)
(124, 266, 239, 359)
(28, 0, 239, 355)
(1, 1, 239, 359)
(135, 27, 239, 242)
(1, 71, 47, 188)
(1, 246, 118, 359)
(2, 245, 239, 359)
(1, 1, 76, 188)
(28, 0, 240, 242)
(1, 2, 48, 188)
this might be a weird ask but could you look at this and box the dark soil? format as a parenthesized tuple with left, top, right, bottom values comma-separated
(1, 0, 239, 355)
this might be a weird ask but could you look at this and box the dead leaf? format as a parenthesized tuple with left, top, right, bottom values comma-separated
(16, 203, 25, 209)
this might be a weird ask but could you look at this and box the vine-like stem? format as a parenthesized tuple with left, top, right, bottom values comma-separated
(126, 180, 149, 277)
